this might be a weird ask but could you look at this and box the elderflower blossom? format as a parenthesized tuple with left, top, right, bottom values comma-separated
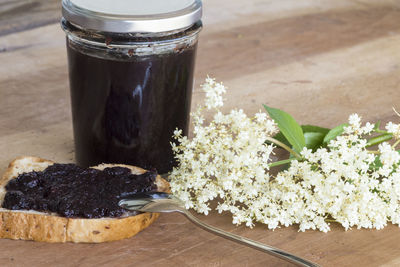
(170, 77, 400, 232)
(170, 78, 277, 220)
(202, 77, 226, 109)
(283, 119, 400, 232)
(386, 122, 400, 139)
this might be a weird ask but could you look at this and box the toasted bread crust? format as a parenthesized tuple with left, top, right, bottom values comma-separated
(0, 156, 170, 243)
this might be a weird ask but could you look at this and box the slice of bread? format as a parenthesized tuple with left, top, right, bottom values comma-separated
(0, 156, 170, 243)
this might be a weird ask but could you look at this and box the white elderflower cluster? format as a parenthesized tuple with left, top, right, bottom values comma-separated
(269, 116, 395, 232)
(169, 78, 277, 221)
(273, 118, 400, 232)
(170, 78, 400, 232)
(386, 121, 400, 139)
(202, 77, 226, 109)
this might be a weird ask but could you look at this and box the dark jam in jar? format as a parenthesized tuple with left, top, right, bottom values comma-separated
(64, 21, 201, 174)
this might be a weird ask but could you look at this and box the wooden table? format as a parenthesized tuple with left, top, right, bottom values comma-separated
(1, 0, 400, 266)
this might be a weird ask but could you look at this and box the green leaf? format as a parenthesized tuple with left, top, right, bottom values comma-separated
(366, 134, 393, 148)
(301, 125, 330, 135)
(264, 105, 306, 153)
(323, 123, 348, 144)
(270, 125, 330, 148)
(304, 132, 325, 151)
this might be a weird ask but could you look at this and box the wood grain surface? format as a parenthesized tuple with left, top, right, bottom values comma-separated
(1, 0, 400, 266)
(0, 0, 61, 36)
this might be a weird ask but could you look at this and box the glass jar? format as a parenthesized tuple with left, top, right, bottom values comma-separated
(61, 0, 202, 174)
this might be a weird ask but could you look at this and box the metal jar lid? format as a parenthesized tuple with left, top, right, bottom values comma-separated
(62, 0, 202, 33)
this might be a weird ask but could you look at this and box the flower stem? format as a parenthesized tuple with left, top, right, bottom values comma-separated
(393, 107, 400, 118)
(325, 219, 338, 223)
(366, 133, 392, 148)
(268, 158, 296, 168)
(375, 129, 388, 134)
(265, 136, 302, 160)
(393, 139, 400, 149)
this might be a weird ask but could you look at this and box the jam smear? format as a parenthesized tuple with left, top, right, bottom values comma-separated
(2, 163, 157, 218)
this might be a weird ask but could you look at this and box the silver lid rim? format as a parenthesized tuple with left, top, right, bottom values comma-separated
(62, 0, 202, 33)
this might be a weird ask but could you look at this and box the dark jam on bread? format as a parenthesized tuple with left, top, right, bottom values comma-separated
(2, 163, 157, 218)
